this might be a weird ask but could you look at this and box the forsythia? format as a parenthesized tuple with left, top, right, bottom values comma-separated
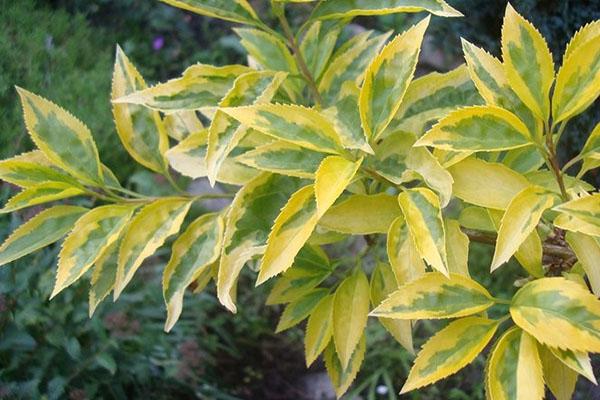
(1, 0, 600, 398)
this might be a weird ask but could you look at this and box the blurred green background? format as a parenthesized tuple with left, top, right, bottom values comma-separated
(0, 0, 599, 399)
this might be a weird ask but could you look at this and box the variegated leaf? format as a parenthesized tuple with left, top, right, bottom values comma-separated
(0, 206, 87, 267)
(324, 334, 366, 398)
(221, 104, 343, 153)
(0, 151, 79, 188)
(16, 87, 103, 184)
(359, 17, 429, 139)
(448, 157, 530, 210)
(276, 288, 328, 333)
(163, 110, 203, 141)
(218, 174, 300, 312)
(0, 182, 85, 214)
(112, 45, 169, 173)
(115, 198, 192, 298)
(566, 232, 600, 296)
(89, 240, 120, 317)
(415, 106, 532, 151)
(554, 212, 600, 238)
(333, 269, 370, 369)
(491, 186, 555, 271)
(53, 204, 137, 298)
(371, 272, 494, 319)
(398, 188, 448, 275)
(158, 0, 260, 25)
(386, 216, 426, 284)
(406, 147, 453, 207)
(553, 193, 600, 227)
(486, 327, 544, 400)
(444, 219, 470, 277)
(540, 345, 578, 400)
(510, 277, 600, 352)
(314, 156, 362, 217)
(320, 193, 401, 235)
(401, 317, 499, 393)
(311, 0, 462, 19)
(305, 294, 334, 366)
(300, 20, 343, 81)
(550, 346, 596, 384)
(163, 213, 224, 332)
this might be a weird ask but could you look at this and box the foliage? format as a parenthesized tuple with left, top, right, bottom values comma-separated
(2, 0, 600, 398)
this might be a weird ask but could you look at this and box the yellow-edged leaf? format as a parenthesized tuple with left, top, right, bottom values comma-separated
(0, 206, 87, 267)
(398, 188, 448, 275)
(89, 240, 120, 317)
(555, 212, 600, 238)
(386, 216, 426, 284)
(549, 346, 596, 384)
(510, 277, 600, 352)
(0, 151, 79, 188)
(540, 345, 578, 400)
(314, 156, 362, 217)
(0, 182, 85, 214)
(114, 198, 191, 298)
(371, 272, 494, 319)
(158, 0, 260, 25)
(276, 288, 328, 333)
(163, 213, 224, 332)
(311, 0, 462, 19)
(53, 204, 137, 298)
(553, 193, 600, 227)
(566, 232, 600, 296)
(401, 317, 499, 393)
(305, 294, 334, 366)
(324, 334, 366, 398)
(333, 268, 370, 369)
(406, 147, 453, 207)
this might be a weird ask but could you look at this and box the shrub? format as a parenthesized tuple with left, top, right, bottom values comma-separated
(1, 1, 600, 398)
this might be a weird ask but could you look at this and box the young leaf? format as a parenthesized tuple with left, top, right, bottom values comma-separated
(163, 213, 224, 332)
(16, 87, 103, 184)
(305, 294, 334, 366)
(217, 174, 300, 312)
(112, 46, 169, 173)
(486, 327, 544, 400)
(415, 105, 532, 151)
(370, 272, 494, 320)
(53, 204, 137, 298)
(491, 186, 555, 271)
(398, 188, 448, 276)
(320, 193, 402, 234)
(89, 240, 120, 317)
(448, 156, 530, 210)
(386, 216, 426, 284)
(553, 193, 600, 227)
(333, 269, 370, 369)
(359, 17, 429, 139)
(0, 182, 85, 214)
(311, 0, 462, 19)
(113, 64, 249, 112)
(235, 141, 326, 178)
(510, 277, 600, 352)
(324, 335, 366, 398)
(370, 262, 414, 353)
(501, 3, 554, 120)
(539, 345, 578, 400)
(158, 0, 261, 26)
(565, 232, 600, 296)
(276, 288, 328, 333)
(0, 206, 87, 267)
(401, 317, 499, 393)
(115, 198, 192, 298)
(314, 156, 362, 217)
(221, 104, 343, 154)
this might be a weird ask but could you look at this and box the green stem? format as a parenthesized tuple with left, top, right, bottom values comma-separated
(104, 185, 151, 199)
(164, 169, 187, 195)
(493, 297, 511, 306)
(561, 153, 584, 173)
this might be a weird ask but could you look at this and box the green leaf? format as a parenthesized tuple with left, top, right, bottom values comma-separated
(398, 188, 448, 275)
(16, 87, 103, 184)
(486, 327, 544, 400)
(333, 269, 370, 368)
(491, 186, 555, 271)
(276, 288, 328, 333)
(320, 193, 401, 234)
(359, 17, 429, 139)
(300, 20, 343, 81)
(163, 213, 224, 332)
(115, 198, 192, 298)
(221, 104, 343, 153)
(510, 277, 600, 352)
(217, 174, 300, 312)
(324, 334, 366, 398)
(158, 0, 261, 25)
(415, 105, 532, 151)
(0, 206, 87, 267)
(311, 0, 462, 19)
(0, 182, 85, 214)
(401, 317, 499, 393)
(52, 204, 136, 298)
(112, 46, 169, 173)
(305, 294, 335, 366)
(501, 3, 554, 120)
(370, 272, 494, 320)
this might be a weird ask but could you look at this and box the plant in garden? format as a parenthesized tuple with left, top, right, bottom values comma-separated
(1, 0, 600, 398)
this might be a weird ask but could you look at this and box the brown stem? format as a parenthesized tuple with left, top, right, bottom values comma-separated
(460, 227, 576, 260)
(276, 12, 324, 108)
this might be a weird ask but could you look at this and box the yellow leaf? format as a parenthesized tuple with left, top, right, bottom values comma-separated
(553, 193, 600, 227)
(305, 294, 334, 366)
(501, 3, 554, 120)
(324, 334, 366, 398)
(566, 232, 600, 296)
(311, 0, 462, 19)
(444, 219, 470, 277)
(314, 156, 362, 217)
(406, 147, 453, 207)
(539, 345, 578, 400)
(158, 0, 260, 25)
(554, 212, 600, 238)
(549, 346, 596, 385)
(333, 269, 370, 369)
(398, 188, 448, 275)
(401, 317, 499, 393)
(386, 216, 426, 284)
